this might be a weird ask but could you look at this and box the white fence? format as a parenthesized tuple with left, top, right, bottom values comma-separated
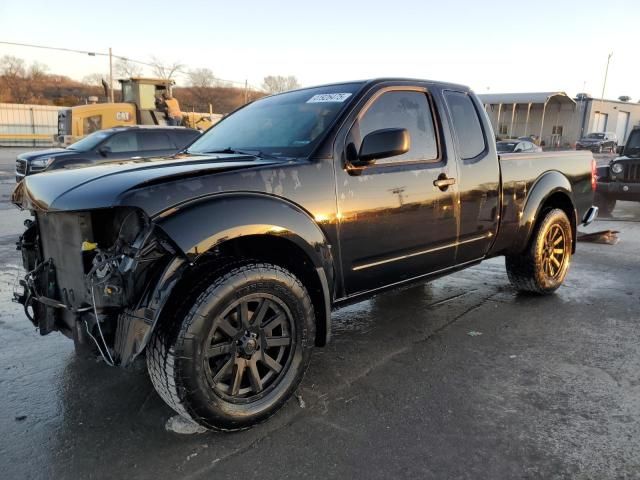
(0, 103, 60, 147)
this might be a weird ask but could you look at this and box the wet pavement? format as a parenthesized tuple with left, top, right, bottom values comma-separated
(1, 148, 639, 479)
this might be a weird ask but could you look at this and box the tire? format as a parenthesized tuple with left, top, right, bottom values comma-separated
(505, 209, 573, 295)
(594, 192, 616, 217)
(146, 262, 315, 431)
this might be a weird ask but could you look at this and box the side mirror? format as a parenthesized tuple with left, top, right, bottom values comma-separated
(353, 128, 410, 166)
(98, 146, 111, 157)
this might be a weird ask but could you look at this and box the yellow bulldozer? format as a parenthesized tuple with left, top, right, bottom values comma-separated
(55, 77, 222, 144)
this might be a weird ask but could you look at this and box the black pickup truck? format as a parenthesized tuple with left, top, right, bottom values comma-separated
(12, 78, 597, 431)
(594, 126, 640, 215)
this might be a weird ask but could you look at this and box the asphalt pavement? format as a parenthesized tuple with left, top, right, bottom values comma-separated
(1, 148, 639, 479)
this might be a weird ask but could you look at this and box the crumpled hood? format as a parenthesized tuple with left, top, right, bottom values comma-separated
(17, 148, 69, 162)
(15, 153, 285, 213)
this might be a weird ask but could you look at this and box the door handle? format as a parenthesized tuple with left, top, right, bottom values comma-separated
(433, 176, 456, 191)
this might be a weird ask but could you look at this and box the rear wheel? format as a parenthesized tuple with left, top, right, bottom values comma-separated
(505, 209, 573, 294)
(146, 262, 315, 431)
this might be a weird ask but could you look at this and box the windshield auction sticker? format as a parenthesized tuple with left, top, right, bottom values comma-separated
(306, 93, 352, 103)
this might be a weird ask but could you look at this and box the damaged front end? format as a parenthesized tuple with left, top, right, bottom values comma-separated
(14, 205, 184, 367)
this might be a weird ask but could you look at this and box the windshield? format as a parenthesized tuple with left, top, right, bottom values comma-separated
(625, 130, 640, 155)
(496, 142, 517, 152)
(187, 83, 363, 157)
(67, 130, 111, 151)
(586, 133, 605, 139)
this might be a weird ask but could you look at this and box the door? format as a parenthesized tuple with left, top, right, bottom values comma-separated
(139, 130, 178, 157)
(616, 111, 630, 145)
(336, 87, 459, 296)
(442, 90, 500, 264)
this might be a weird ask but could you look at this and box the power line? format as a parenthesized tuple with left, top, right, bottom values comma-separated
(0, 40, 259, 89)
(0, 40, 106, 57)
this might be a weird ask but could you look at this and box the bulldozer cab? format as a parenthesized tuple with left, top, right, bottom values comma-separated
(120, 77, 173, 109)
(119, 77, 174, 125)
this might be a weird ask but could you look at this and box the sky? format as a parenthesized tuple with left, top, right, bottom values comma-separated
(1, 0, 639, 100)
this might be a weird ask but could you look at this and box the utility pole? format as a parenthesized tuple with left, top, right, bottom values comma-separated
(244, 79, 248, 104)
(108, 47, 114, 103)
(599, 52, 613, 108)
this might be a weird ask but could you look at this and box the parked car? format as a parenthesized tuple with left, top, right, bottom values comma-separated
(496, 139, 542, 153)
(594, 126, 640, 215)
(15, 126, 201, 181)
(11, 78, 597, 431)
(576, 132, 618, 153)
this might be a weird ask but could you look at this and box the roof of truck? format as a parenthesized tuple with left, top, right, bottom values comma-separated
(478, 92, 576, 105)
(265, 78, 472, 99)
(102, 125, 198, 132)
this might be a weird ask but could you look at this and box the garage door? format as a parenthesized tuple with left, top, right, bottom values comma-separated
(616, 111, 630, 144)
(593, 112, 608, 132)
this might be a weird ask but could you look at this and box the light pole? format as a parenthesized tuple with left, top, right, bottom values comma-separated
(108, 47, 114, 103)
(600, 52, 613, 108)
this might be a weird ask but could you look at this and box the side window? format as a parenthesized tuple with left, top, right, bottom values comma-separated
(83, 115, 102, 134)
(351, 90, 438, 164)
(103, 131, 139, 153)
(140, 132, 173, 150)
(444, 91, 486, 160)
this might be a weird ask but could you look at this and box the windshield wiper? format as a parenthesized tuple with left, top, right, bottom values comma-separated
(198, 148, 280, 160)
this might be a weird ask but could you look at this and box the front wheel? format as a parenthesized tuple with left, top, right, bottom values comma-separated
(505, 209, 573, 294)
(147, 262, 315, 431)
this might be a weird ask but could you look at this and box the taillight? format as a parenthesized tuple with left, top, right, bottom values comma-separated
(591, 158, 597, 191)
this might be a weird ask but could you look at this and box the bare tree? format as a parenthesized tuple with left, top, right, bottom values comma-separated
(115, 58, 143, 78)
(28, 61, 48, 79)
(262, 75, 300, 94)
(0, 55, 26, 77)
(150, 56, 184, 81)
(188, 68, 216, 88)
(1, 55, 29, 102)
(82, 73, 107, 86)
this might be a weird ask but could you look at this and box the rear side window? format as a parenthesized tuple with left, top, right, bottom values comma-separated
(353, 90, 438, 163)
(173, 130, 200, 148)
(103, 131, 139, 152)
(444, 91, 486, 160)
(140, 132, 173, 150)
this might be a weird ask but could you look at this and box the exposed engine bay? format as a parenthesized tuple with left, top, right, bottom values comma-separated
(14, 207, 178, 366)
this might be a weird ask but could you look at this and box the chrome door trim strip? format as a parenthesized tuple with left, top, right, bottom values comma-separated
(352, 232, 492, 271)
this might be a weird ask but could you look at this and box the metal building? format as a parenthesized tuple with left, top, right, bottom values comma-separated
(479, 92, 640, 148)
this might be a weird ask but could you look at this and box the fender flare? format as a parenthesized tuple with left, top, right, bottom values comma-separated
(512, 171, 577, 254)
(119, 193, 335, 364)
(154, 192, 334, 276)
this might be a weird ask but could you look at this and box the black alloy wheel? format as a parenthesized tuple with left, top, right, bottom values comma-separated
(505, 208, 573, 294)
(147, 262, 315, 431)
(540, 224, 567, 279)
(204, 294, 294, 401)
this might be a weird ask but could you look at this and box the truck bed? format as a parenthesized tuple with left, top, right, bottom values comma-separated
(490, 150, 594, 255)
